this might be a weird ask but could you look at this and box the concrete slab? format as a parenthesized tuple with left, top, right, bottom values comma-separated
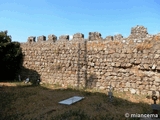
(58, 96, 84, 105)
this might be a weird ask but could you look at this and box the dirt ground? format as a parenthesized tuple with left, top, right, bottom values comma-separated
(0, 82, 159, 120)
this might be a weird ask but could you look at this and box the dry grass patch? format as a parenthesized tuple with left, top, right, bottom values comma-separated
(153, 35, 160, 41)
(136, 41, 153, 51)
(87, 42, 106, 49)
(108, 41, 123, 49)
(0, 82, 157, 120)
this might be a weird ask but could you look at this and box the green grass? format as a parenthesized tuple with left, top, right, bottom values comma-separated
(0, 82, 157, 120)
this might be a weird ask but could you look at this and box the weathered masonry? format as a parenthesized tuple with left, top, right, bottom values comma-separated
(20, 25, 160, 96)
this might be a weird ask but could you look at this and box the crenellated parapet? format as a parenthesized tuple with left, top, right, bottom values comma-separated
(27, 36, 36, 43)
(37, 35, 46, 42)
(47, 34, 57, 42)
(113, 34, 123, 41)
(72, 33, 84, 41)
(59, 35, 69, 41)
(88, 32, 102, 41)
(128, 25, 148, 39)
(105, 36, 113, 41)
(25, 25, 159, 44)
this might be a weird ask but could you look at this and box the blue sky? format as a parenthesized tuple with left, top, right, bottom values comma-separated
(0, 0, 160, 42)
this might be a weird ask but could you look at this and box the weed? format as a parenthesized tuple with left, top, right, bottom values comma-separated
(153, 35, 160, 41)
(136, 42, 153, 51)
(67, 84, 74, 89)
(108, 40, 123, 48)
(54, 49, 59, 55)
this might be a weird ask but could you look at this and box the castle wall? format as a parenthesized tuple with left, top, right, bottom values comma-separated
(20, 25, 160, 96)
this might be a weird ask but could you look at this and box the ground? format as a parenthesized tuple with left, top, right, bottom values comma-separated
(0, 82, 159, 120)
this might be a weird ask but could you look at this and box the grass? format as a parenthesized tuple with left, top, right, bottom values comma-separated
(153, 35, 160, 41)
(0, 82, 159, 120)
(136, 42, 153, 51)
(87, 42, 106, 49)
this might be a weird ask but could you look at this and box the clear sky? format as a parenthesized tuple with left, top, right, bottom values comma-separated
(0, 0, 160, 42)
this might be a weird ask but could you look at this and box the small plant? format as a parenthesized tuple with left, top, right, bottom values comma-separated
(87, 42, 105, 49)
(54, 82, 61, 88)
(67, 84, 73, 89)
(108, 40, 122, 46)
(54, 49, 59, 55)
(129, 40, 134, 44)
(136, 42, 153, 51)
(153, 35, 160, 41)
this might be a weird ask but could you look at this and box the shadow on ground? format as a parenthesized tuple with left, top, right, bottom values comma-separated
(0, 82, 158, 120)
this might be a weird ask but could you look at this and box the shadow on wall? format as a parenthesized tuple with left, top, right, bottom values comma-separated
(86, 74, 98, 89)
(17, 53, 41, 85)
(77, 41, 98, 89)
(19, 66, 41, 85)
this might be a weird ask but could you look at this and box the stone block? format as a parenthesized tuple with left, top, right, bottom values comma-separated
(105, 36, 113, 41)
(127, 54, 132, 59)
(111, 62, 115, 67)
(37, 35, 46, 42)
(156, 66, 160, 70)
(143, 64, 149, 70)
(128, 25, 148, 39)
(126, 63, 132, 68)
(27, 36, 36, 43)
(152, 64, 156, 70)
(150, 85, 157, 91)
(115, 62, 121, 67)
(113, 34, 123, 40)
(154, 54, 159, 59)
(88, 32, 102, 41)
(73, 33, 84, 39)
(59, 35, 69, 41)
(130, 88, 136, 94)
(155, 76, 160, 83)
(126, 82, 130, 87)
(47, 34, 57, 42)
(99, 86, 106, 90)
(135, 90, 140, 95)
(124, 88, 129, 91)
(131, 83, 136, 88)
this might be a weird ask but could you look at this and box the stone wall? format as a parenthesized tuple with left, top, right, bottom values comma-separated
(20, 25, 160, 96)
